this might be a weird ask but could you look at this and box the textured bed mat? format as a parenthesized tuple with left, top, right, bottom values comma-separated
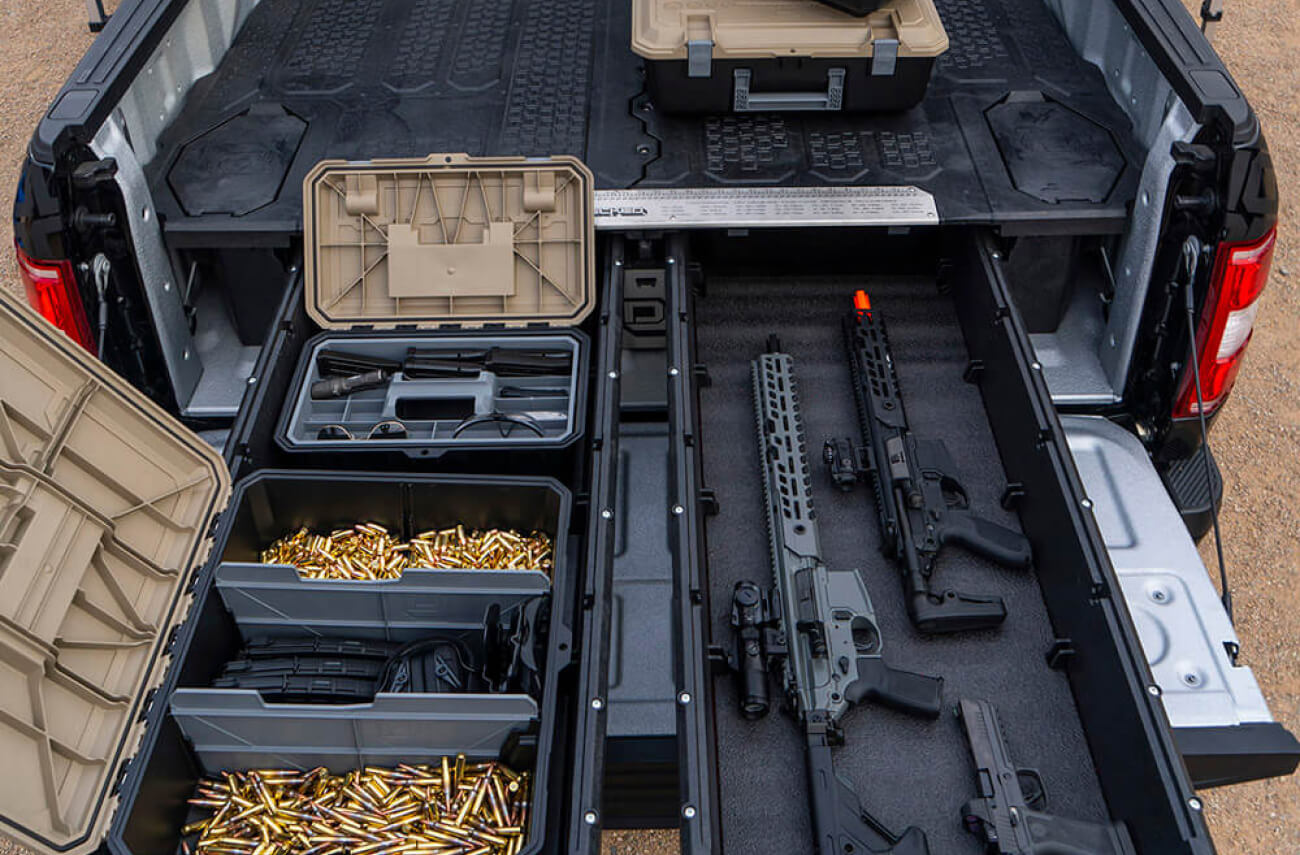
(148, 0, 1141, 242)
(694, 276, 1109, 854)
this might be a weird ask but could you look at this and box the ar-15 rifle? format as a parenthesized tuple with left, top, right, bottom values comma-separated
(826, 290, 1033, 633)
(729, 336, 943, 855)
(958, 699, 1137, 855)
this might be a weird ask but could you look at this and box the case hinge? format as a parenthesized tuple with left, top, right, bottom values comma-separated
(111, 758, 133, 796)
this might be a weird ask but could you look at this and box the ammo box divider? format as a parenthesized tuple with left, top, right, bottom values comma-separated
(214, 563, 552, 635)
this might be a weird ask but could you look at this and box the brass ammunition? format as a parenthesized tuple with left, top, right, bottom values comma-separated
(471, 826, 508, 847)
(453, 784, 476, 826)
(441, 757, 453, 814)
(486, 784, 506, 828)
(188, 762, 529, 855)
(231, 804, 264, 822)
(469, 771, 490, 818)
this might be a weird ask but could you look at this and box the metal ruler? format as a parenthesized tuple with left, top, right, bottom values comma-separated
(593, 185, 939, 230)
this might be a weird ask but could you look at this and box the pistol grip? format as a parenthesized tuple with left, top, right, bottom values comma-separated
(849, 658, 944, 719)
(910, 590, 1007, 634)
(943, 513, 1033, 569)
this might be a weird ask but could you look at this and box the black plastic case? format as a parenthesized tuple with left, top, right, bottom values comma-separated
(630, 0, 948, 114)
(108, 471, 577, 855)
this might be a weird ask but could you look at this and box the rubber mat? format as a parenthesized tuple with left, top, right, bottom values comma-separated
(147, 0, 1141, 242)
(695, 275, 1110, 855)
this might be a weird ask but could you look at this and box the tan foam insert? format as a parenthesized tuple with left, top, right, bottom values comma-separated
(632, 0, 949, 60)
(304, 155, 596, 329)
(0, 290, 229, 855)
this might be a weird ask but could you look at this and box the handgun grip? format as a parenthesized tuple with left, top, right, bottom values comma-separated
(941, 511, 1033, 569)
(1017, 811, 1136, 855)
(849, 658, 943, 719)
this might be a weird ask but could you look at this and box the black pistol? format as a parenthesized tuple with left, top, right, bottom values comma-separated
(958, 699, 1137, 855)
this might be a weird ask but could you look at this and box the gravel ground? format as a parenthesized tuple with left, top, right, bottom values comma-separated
(0, 2, 1295, 853)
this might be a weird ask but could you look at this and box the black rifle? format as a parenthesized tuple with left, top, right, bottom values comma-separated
(827, 292, 1033, 633)
(733, 337, 943, 855)
(958, 699, 1137, 855)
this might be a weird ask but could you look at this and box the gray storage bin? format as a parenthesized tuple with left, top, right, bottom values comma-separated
(106, 471, 573, 855)
(278, 332, 588, 457)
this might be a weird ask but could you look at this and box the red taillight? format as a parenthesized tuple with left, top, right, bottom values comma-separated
(1172, 226, 1277, 418)
(15, 241, 95, 352)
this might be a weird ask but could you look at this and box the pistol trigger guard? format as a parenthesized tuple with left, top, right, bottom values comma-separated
(1017, 768, 1047, 810)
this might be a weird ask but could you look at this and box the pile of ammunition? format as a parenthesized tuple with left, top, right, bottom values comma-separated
(260, 524, 553, 580)
(184, 760, 530, 855)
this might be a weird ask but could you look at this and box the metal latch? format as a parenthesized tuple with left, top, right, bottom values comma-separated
(872, 38, 899, 76)
(686, 14, 714, 78)
(733, 68, 846, 112)
(687, 39, 714, 78)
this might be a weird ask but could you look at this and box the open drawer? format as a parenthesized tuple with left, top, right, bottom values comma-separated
(0, 169, 583, 855)
(570, 230, 1297, 855)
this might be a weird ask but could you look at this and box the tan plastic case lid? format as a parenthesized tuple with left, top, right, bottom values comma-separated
(304, 154, 597, 330)
(0, 289, 230, 855)
(632, 0, 949, 61)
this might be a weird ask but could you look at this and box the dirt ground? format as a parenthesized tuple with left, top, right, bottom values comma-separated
(0, 1, 1296, 854)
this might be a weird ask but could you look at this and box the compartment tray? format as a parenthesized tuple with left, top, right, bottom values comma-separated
(216, 564, 551, 637)
(279, 332, 587, 455)
(172, 689, 537, 771)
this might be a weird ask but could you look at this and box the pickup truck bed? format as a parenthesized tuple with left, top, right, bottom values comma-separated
(147, 0, 1142, 245)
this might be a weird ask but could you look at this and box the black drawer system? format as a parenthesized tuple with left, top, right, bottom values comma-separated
(2, 165, 1294, 855)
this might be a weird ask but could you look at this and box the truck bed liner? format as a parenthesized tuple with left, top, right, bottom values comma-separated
(147, 0, 1142, 243)
(695, 275, 1108, 853)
